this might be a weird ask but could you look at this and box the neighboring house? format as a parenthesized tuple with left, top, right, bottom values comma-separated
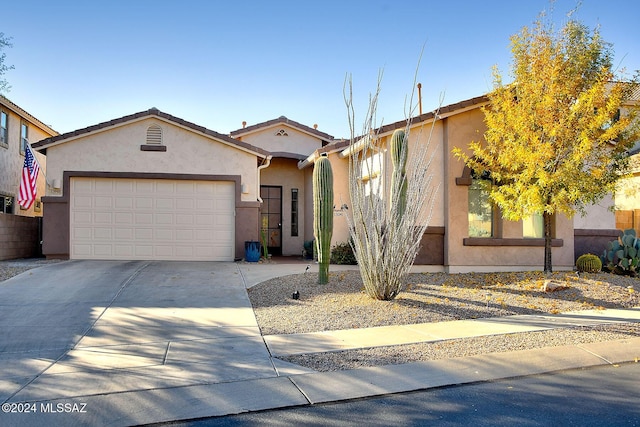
(32, 95, 624, 270)
(615, 145, 640, 235)
(0, 95, 55, 216)
(0, 95, 58, 259)
(614, 86, 640, 236)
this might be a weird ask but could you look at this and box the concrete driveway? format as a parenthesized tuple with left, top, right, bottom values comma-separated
(0, 260, 311, 426)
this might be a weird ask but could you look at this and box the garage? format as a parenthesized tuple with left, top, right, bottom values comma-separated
(69, 177, 235, 261)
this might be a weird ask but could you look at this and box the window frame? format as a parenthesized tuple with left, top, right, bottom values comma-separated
(291, 188, 299, 237)
(0, 110, 8, 148)
(20, 121, 29, 154)
(467, 177, 494, 238)
(0, 193, 14, 214)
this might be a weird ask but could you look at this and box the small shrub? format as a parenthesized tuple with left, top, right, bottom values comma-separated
(330, 241, 357, 265)
(576, 253, 602, 273)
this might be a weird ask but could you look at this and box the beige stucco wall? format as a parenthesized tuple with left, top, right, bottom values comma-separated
(328, 120, 446, 250)
(44, 117, 259, 202)
(573, 195, 616, 229)
(239, 125, 322, 156)
(299, 152, 351, 250)
(615, 154, 640, 211)
(325, 122, 446, 258)
(328, 152, 351, 247)
(0, 105, 52, 217)
(616, 179, 640, 211)
(379, 121, 446, 228)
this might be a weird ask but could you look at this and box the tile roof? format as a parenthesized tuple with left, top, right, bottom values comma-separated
(298, 94, 490, 169)
(31, 107, 270, 157)
(375, 95, 489, 135)
(230, 115, 335, 143)
(630, 84, 640, 102)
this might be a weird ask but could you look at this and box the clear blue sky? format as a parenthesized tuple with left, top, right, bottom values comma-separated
(2, 0, 639, 140)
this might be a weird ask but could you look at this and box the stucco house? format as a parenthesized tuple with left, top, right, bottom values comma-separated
(301, 95, 618, 272)
(0, 95, 57, 259)
(32, 94, 623, 271)
(32, 110, 332, 261)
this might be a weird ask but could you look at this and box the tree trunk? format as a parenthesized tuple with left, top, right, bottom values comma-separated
(543, 211, 553, 273)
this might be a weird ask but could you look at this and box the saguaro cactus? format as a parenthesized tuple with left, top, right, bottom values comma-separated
(390, 129, 408, 224)
(313, 153, 334, 284)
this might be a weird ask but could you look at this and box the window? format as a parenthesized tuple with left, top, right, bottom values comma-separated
(0, 194, 14, 214)
(0, 110, 7, 146)
(146, 125, 162, 144)
(361, 152, 383, 198)
(20, 122, 28, 154)
(291, 188, 299, 236)
(468, 178, 493, 237)
(523, 213, 544, 238)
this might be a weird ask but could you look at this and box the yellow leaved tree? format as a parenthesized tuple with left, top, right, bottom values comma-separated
(454, 16, 639, 273)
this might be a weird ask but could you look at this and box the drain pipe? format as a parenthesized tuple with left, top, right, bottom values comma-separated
(257, 155, 273, 203)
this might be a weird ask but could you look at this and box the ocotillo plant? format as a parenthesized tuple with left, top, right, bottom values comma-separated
(390, 129, 408, 225)
(313, 153, 334, 284)
(343, 73, 441, 300)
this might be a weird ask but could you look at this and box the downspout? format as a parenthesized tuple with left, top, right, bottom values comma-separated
(255, 155, 273, 250)
(441, 117, 449, 270)
(257, 155, 273, 203)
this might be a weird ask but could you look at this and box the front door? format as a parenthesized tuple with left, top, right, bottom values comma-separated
(260, 185, 282, 256)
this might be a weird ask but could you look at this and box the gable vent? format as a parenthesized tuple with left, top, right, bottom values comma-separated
(146, 125, 163, 144)
(276, 129, 289, 136)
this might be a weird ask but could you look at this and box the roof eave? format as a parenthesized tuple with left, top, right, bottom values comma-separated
(31, 108, 269, 158)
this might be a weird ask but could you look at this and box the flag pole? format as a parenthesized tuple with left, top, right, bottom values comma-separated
(25, 142, 52, 188)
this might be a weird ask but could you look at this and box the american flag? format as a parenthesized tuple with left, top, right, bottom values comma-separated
(18, 145, 40, 210)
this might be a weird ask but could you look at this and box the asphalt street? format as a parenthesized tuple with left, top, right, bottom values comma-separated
(169, 362, 640, 427)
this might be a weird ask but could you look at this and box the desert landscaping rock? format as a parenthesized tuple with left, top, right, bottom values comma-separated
(248, 270, 638, 335)
(249, 269, 639, 371)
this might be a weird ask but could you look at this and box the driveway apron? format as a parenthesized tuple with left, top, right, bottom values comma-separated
(0, 261, 278, 405)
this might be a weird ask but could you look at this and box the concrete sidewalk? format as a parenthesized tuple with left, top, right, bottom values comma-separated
(1, 260, 639, 426)
(264, 308, 640, 356)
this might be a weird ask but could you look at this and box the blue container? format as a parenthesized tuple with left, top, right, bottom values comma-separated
(245, 241, 261, 262)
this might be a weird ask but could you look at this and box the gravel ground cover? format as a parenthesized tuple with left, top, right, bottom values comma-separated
(0, 258, 63, 282)
(248, 269, 640, 371)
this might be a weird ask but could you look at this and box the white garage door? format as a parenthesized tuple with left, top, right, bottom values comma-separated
(70, 177, 235, 261)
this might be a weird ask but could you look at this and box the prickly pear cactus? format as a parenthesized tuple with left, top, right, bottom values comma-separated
(313, 154, 334, 284)
(603, 229, 640, 276)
